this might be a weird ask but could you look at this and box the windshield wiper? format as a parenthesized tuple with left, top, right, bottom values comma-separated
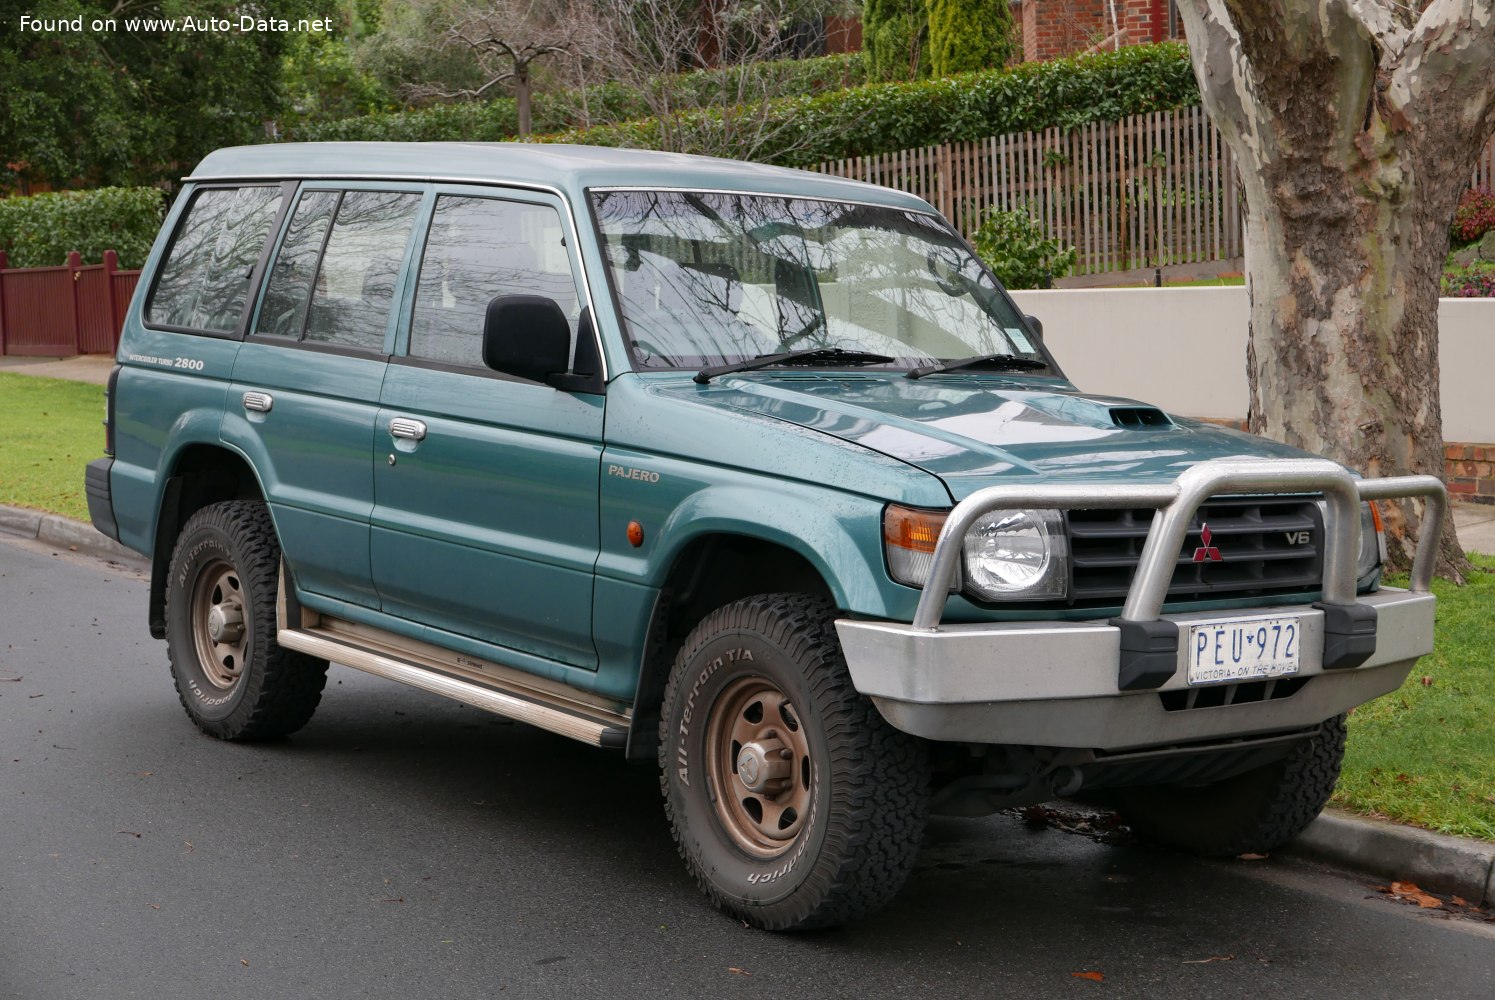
(695, 348, 895, 384)
(905, 354, 1050, 379)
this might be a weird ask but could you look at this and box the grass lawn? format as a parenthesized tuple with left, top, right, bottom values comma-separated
(0, 367, 1490, 839)
(1332, 554, 1495, 841)
(0, 371, 105, 522)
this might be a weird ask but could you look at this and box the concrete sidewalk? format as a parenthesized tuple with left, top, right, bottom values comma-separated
(0, 353, 116, 385)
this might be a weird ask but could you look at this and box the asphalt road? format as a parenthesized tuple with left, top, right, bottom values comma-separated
(2, 534, 1492, 1000)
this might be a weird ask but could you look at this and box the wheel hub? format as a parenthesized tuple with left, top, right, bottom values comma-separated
(206, 604, 244, 644)
(735, 737, 791, 793)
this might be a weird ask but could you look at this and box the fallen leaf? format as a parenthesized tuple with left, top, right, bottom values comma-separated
(1452, 896, 1470, 907)
(1420, 676, 1434, 686)
(1183, 954, 1235, 964)
(240, 959, 249, 967)
(728, 968, 752, 976)
(1071, 971, 1104, 982)
(184, 841, 194, 853)
(1387, 881, 1444, 909)
(1237, 852, 1268, 861)
(148, 903, 161, 910)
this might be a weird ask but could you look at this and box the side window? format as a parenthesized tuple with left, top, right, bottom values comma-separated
(255, 189, 421, 350)
(305, 191, 422, 350)
(255, 190, 338, 339)
(147, 186, 283, 332)
(409, 196, 577, 368)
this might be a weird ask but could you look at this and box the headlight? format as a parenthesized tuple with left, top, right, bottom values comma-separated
(962, 509, 1068, 600)
(1357, 500, 1385, 581)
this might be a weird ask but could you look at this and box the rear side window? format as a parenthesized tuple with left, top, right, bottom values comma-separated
(147, 186, 283, 332)
(255, 189, 421, 350)
(409, 196, 577, 368)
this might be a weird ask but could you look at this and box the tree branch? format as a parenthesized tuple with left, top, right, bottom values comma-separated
(1388, 0, 1495, 147)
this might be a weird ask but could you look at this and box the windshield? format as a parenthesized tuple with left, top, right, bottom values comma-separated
(588, 190, 1046, 372)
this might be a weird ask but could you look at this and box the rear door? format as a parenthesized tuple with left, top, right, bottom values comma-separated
(225, 183, 426, 607)
(371, 188, 603, 670)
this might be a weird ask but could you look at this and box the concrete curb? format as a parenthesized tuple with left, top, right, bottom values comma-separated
(3, 505, 1491, 907)
(1287, 809, 1495, 906)
(0, 503, 143, 564)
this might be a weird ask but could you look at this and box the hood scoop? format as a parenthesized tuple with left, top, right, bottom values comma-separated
(1108, 406, 1174, 429)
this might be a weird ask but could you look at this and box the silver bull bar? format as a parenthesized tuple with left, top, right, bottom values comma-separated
(910, 458, 1446, 688)
(914, 458, 1447, 630)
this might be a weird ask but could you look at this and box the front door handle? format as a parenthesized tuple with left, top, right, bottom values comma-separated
(389, 417, 427, 442)
(242, 391, 273, 413)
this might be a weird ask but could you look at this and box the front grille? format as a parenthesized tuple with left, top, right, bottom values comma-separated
(1066, 497, 1324, 606)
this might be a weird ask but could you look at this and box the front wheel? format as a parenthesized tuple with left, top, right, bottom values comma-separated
(659, 594, 928, 930)
(1111, 714, 1347, 857)
(165, 501, 327, 740)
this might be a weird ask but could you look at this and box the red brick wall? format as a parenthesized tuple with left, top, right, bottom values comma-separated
(1020, 0, 1180, 62)
(1446, 443, 1495, 502)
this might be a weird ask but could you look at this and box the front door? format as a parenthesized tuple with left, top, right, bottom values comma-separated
(370, 189, 603, 670)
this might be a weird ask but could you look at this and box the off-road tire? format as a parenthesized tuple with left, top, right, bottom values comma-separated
(659, 593, 928, 931)
(1113, 714, 1347, 857)
(165, 501, 327, 740)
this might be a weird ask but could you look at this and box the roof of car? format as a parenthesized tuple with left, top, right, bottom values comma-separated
(187, 142, 935, 214)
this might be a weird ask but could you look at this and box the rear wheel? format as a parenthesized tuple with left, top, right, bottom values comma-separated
(659, 593, 928, 930)
(165, 501, 327, 740)
(1112, 714, 1346, 856)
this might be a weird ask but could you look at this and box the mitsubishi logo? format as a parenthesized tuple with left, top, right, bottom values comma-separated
(1192, 524, 1223, 563)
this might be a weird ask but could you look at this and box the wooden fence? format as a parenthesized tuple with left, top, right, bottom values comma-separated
(0, 250, 140, 356)
(814, 105, 1495, 276)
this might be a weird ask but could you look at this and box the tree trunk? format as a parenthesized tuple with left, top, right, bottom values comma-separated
(1176, 0, 1495, 583)
(516, 65, 532, 138)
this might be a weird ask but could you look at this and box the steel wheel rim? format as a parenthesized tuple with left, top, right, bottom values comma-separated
(706, 676, 813, 859)
(190, 558, 249, 690)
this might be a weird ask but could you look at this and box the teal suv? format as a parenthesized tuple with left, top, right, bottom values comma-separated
(87, 143, 1446, 930)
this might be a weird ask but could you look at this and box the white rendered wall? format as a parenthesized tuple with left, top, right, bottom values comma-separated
(1009, 287, 1493, 442)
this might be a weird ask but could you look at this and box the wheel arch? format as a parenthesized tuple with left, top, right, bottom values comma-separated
(624, 530, 838, 762)
(147, 442, 268, 640)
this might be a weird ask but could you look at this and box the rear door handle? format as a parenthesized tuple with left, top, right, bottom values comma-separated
(389, 417, 427, 441)
(242, 391, 273, 413)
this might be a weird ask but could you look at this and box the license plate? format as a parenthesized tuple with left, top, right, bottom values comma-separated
(1187, 615, 1301, 686)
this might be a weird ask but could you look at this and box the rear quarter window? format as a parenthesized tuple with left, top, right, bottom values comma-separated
(146, 186, 284, 333)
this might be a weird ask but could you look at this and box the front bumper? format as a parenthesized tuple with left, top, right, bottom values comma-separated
(836, 588, 1434, 750)
(837, 457, 1446, 752)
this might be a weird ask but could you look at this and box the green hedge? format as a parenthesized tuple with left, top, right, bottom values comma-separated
(291, 52, 869, 143)
(0, 187, 166, 270)
(550, 43, 1199, 167)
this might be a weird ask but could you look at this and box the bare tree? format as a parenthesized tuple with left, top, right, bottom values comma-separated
(561, 0, 837, 160)
(411, 0, 570, 136)
(1177, 1, 1494, 580)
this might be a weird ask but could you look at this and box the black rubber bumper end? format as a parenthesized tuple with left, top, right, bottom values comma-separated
(1315, 601, 1378, 669)
(84, 457, 119, 543)
(1110, 617, 1180, 690)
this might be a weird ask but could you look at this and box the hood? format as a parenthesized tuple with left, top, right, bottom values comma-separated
(665, 372, 1322, 500)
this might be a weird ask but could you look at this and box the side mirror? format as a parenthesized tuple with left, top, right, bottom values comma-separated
(1023, 314, 1043, 339)
(482, 294, 570, 384)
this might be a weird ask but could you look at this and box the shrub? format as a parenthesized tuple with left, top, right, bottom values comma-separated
(548, 43, 1199, 168)
(928, 0, 1017, 78)
(0, 187, 166, 270)
(1450, 188, 1495, 245)
(971, 207, 1077, 289)
(865, 0, 930, 82)
(291, 52, 869, 143)
(1442, 261, 1495, 297)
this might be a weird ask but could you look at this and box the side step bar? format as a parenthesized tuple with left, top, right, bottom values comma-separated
(277, 626, 630, 748)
